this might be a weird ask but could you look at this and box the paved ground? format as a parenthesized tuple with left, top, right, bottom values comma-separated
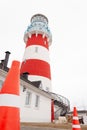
(21, 123, 87, 130)
(21, 126, 66, 130)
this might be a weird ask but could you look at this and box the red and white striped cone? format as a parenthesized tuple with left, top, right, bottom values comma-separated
(72, 107, 81, 130)
(0, 60, 20, 130)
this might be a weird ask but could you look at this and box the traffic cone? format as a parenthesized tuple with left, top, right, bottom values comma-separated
(72, 107, 81, 130)
(0, 60, 20, 130)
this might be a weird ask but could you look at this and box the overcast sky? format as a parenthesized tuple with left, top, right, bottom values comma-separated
(0, 0, 87, 110)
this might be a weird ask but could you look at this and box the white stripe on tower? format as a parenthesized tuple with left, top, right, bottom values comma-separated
(22, 45, 50, 63)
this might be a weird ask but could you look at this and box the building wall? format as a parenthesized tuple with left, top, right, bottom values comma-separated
(0, 70, 52, 123)
(20, 85, 51, 122)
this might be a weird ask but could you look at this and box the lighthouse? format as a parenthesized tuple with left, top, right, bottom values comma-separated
(20, 14, 52, 92)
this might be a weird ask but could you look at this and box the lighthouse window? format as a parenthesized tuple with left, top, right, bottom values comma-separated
(35, 47, 38, 53)
(25, 91, 32, 106)
(35, 95, 40, 107)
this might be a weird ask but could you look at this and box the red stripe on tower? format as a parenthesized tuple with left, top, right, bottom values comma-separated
(20, 14, 52, 92)
(26, 34, 49, 49)
(21, 59, 51, 79)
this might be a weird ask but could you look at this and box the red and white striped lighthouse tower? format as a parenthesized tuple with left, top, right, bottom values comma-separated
(20, 14, 52, 92)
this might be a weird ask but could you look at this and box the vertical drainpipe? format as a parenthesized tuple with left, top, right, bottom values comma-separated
(51, 99, 55, 122)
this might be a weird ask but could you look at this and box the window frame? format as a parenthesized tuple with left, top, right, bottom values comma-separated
(35, 95, 40, 108)
(25, 91, 32, 106)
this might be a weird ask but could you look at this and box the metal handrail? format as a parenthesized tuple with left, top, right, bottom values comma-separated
(51, 92, 70, 107)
